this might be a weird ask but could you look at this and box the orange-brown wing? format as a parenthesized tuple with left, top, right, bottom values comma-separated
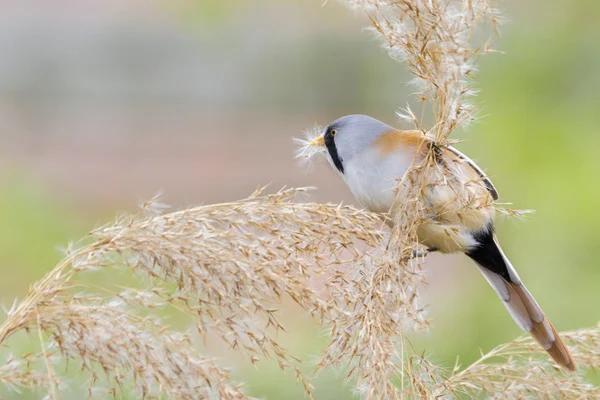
(446, 145, 499, 200)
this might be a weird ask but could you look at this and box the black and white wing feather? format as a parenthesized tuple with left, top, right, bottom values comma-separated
(447, 145, 499, 200)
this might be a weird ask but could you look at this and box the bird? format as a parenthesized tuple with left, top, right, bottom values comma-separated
(307, 114, 576, 371)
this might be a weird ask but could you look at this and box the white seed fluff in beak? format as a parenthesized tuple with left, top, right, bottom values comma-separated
(294, 125, 326, 169)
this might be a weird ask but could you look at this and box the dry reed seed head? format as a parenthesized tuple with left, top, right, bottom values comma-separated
(0, 185, 596, 399)
(2, 188, 432, 399)
(341, 0, 501, 141)
(0, 353, 52, 394)
(310, 174, 433, 398)
(495, 206, 536, 221)
(439, 325, 600, 398)
(29, 294, 250, 399)
(91, 187, 433, 397)
(86, 189, 398, 394)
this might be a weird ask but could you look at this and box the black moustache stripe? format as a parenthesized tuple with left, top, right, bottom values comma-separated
(324, 129, 344, 174)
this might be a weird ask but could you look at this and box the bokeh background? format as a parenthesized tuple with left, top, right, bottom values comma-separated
(1, 0, 599, 398)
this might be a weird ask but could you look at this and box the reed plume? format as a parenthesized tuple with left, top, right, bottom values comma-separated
(2, 188, 598, 399)
(0, 188, 428, 398)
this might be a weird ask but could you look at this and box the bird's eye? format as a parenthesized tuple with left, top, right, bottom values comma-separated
(331, 128, 337, 136)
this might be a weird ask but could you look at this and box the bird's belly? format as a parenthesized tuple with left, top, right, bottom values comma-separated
(416, 223, 479, 253)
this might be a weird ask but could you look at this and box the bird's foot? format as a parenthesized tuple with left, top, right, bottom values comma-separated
(409, 247, 437, 260)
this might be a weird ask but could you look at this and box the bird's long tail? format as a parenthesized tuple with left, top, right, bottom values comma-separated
(466, 229, 576, 371)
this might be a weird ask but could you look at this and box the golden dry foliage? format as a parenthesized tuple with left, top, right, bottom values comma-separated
(1, 188, 598, 399)
(441, 325, 600, 398)
(2, 1, 599, 400)
(0, 188, 429, 399)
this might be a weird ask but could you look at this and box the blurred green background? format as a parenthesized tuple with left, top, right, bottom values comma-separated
(1, 0, 599, 398)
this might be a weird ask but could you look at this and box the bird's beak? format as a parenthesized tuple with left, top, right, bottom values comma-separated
(310, 136, 325, 147)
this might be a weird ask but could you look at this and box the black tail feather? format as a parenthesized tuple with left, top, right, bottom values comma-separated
(466, 227, 514, 283)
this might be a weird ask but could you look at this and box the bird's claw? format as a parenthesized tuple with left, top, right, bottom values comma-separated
(408, 248, 437, 261)
(411, 249, 428, 259)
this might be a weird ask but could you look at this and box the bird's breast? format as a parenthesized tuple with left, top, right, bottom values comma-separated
(342, 148, 414, 214)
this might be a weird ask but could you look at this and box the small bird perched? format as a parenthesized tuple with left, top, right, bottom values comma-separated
(305, 114, 576, 371)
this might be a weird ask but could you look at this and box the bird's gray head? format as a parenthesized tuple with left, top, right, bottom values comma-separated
(318, 114, 394, 174)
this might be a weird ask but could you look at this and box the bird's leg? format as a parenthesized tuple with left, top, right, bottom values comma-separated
(411, 249, 427, 259)
(409, 247, 438, 260)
